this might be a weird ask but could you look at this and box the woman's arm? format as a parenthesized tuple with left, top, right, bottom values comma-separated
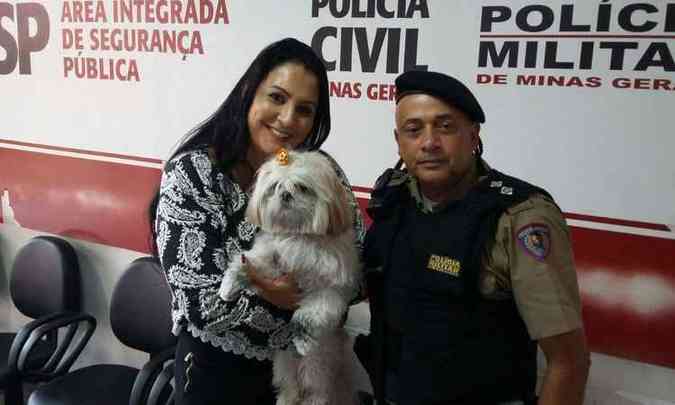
(155, 150, 236, 331)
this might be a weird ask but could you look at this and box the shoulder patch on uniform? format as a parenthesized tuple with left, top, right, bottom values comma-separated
(516, 223, 551, 261)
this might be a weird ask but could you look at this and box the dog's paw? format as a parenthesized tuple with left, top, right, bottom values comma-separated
(218, 280, 239, 301)
(219, 260, 246, 301)
(292, 334, 317, 357)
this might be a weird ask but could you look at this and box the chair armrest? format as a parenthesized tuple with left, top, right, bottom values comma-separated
(7, 311, 71, 373)
(147, 358, 176, 405)
(8, 311, 96, 381)
(129, 346, 176, 405)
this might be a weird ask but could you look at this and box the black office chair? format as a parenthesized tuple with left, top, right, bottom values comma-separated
(129, 347, 176, 405)
(28, 256, 177, 405)
(0, 236, 96, 405)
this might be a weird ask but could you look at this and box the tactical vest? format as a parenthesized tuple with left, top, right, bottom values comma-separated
(364, 169, 550, 405)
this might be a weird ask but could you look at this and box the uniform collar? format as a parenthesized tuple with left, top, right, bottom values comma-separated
(407, 159, 492, 213)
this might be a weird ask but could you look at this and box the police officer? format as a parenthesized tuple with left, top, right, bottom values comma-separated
(357, 71, 590, 405)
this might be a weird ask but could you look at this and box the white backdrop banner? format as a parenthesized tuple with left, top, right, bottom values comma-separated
(2, 0, 675, 368)
(2, 0, 674, 225)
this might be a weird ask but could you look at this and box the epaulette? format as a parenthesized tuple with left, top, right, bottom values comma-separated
(366, 164, 408, 220)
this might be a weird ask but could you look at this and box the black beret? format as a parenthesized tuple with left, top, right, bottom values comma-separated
(395, 70, 486, 123)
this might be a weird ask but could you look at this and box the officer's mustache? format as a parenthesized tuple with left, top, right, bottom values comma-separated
(416, 155, 450, 164)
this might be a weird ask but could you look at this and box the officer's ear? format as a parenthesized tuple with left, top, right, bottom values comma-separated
(470, 123, 481, 150)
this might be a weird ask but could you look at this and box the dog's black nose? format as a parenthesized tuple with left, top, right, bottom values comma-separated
(281, 191, 293, 202)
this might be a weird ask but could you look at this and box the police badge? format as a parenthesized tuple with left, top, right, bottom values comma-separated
(516, 223, 551, 261)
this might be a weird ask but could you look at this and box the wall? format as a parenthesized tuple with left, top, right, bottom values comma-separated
(1, 1, 674, 403)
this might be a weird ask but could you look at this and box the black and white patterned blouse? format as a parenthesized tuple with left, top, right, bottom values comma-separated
(155, 147, 365, 360)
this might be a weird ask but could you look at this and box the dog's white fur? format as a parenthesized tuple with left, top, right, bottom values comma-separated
(218, 150, 360, 405)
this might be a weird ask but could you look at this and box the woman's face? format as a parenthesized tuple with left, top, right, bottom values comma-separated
(247, 62, 319, 168)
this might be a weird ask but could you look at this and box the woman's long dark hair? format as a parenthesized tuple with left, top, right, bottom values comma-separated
(147, 38, 331, 253)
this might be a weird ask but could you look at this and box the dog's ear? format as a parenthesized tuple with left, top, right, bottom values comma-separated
(326, 179, 353, 235)
(245, 196, 262, 226)
(311, 202, 330, 235)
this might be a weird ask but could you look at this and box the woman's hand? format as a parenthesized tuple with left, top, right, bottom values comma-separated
(245, 258, 301, 311)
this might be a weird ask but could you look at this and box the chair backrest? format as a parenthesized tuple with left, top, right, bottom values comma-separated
(10, 236, 81, 319)
(110, 257, 176, 355)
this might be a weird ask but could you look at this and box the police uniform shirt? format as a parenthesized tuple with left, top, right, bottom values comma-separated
(407, 161, 583, 340)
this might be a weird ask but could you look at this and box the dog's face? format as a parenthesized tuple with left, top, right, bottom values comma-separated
(246, 151, 352, 236)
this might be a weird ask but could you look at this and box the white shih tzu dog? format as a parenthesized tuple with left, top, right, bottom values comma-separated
(219, 149, 360, 405)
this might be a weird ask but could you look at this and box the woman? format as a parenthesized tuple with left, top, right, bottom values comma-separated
(149, 38, 364, 404)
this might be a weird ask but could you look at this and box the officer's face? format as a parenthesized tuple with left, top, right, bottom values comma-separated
(395, 94, 479, 196)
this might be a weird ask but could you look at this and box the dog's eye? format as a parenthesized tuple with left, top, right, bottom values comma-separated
(297, 184, 310, 194)
(264, 182, 278, 198)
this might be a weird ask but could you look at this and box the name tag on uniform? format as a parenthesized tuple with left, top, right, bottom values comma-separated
(427, 254, 461, 277)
